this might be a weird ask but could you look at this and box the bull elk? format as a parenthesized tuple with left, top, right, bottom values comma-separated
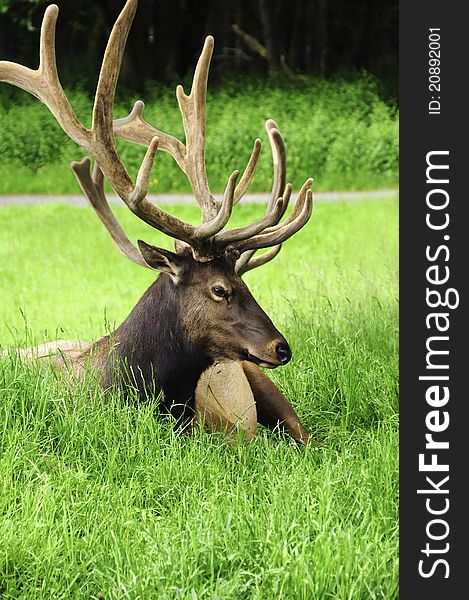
(0, 0, 313, 444)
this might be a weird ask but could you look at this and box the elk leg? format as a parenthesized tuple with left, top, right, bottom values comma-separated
(241, 361, 311, 445)
(4, 340, 97, 383)
(194, 361, 258, 441)
(4, 340, 90, 361)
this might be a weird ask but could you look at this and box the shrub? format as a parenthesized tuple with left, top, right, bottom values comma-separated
(0, 75, 398, 193)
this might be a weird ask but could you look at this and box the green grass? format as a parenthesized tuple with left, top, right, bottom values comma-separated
(0, 76, 398, 195)
(0, 198, 398, 598)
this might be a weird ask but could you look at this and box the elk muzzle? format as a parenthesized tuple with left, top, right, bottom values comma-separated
(275, 342, 292, 365)
(244, 337, 292, 368)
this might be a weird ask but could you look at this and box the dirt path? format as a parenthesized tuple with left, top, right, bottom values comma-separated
(0, 189, 397, 206)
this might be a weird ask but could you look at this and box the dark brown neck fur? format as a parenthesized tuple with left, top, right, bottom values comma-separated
(103, 274, 213, 424)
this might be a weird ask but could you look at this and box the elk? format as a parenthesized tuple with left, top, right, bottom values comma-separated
(0, 0, 312, 444)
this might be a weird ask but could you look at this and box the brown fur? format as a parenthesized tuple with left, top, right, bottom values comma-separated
(242, 362, 310, 444)
(195, 361, 311, 445)
(195, 361, 257, 441)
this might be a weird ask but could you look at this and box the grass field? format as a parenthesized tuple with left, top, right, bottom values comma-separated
(0, 197, 398, 598)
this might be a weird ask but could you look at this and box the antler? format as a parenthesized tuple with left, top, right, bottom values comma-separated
(0, 0, 313, 265)
(105, 95, 312, 274)
(236, 119, 291, 275)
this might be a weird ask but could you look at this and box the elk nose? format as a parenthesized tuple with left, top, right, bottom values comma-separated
(276, 342, 292, 365)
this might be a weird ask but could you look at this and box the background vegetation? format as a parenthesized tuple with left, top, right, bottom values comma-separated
(0, 76, 398, 194)
(0, 0, 398, 195)
(0, 0, 397, 87)
(0, 198, 398, 598)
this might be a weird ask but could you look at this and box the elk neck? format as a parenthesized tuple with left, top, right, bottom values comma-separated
(107, 273, 214, 414)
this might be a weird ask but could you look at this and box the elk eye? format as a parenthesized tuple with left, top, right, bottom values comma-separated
(212, 286, 227, 298)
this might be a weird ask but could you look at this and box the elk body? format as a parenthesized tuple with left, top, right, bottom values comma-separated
(0, 0, 312, 444)
(71, 249, 293, 430)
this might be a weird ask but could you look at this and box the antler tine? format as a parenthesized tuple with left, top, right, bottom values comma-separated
(237, 245, 282, 276)
(235, 249, 255, 273)
(176, 36, 217, 221)
(214, 196, 285, 247)
(234, 188, 285, 272)
(92, 0, 136, 142)
(129, 136, 160, 207)
(0, 4, 88, 148)
(119, 138, 206, 245)
(261, 178, 313, 236)
(113, 101, 187, 172)
(234, 179, 304, 273)
(234, 187, 314, 254)
(231, 121, 287, 215)
(88, 0, 146, 202)
(70, 157, 149, 268)
(211, 132, 291, 251)
(266, 119, 287, 216)
(232, 126, 291, 275)
(233, 138, 262, 204)
(233, 186, 285, 271)
(266, 182, 292, 227)
(192, 170, 238, 241)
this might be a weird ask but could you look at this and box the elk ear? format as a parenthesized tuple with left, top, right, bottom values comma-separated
(137, 240, 186, 282)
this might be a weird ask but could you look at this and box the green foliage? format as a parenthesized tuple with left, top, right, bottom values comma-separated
(0, 0, 44, 18)
(0, 75, 398, 194)
(0, 199, 398, 597)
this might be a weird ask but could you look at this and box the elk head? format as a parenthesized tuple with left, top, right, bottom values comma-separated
(136, 242, 292, 368)
(0, 0, 313, 387)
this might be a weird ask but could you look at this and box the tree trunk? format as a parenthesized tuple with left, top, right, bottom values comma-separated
(258, 0, 281, 72)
